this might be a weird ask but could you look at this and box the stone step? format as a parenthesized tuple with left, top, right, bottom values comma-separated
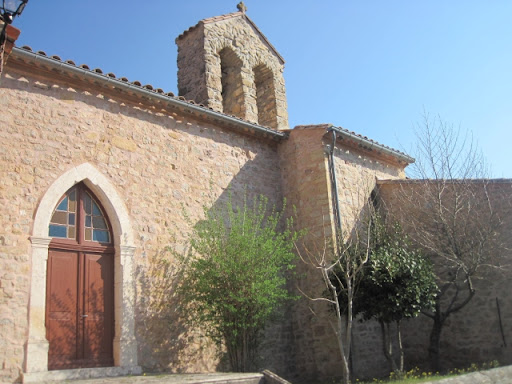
(22, 366, 142, 383)
(22, 369, 266, 384)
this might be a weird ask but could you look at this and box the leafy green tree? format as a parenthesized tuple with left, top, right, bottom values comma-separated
(178, 194, 299, 372)
(354, 218, 437, 374)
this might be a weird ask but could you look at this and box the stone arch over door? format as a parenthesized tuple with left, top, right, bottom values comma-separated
(25, 163, 139, 374)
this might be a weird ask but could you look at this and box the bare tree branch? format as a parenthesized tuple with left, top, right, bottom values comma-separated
(379, 114, 510, 371)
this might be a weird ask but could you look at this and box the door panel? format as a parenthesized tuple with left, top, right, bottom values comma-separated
(83, 253, 114, 364)
(47, 250, 79, 368)
(47, 184, 115, 370)
(47, 250, 114, 369)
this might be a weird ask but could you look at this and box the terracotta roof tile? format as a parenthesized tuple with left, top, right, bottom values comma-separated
(176, 12, 243, 41)
(201, 11, 243, 25)
(332, 125, 412, 161)
(12, 46, 285, 141)
(176, 11, 284, 64)
(12, 46, 411, 155)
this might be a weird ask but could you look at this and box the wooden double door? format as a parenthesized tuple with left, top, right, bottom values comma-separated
(46, 184, 115, 370)
(46, 249, 114, 370)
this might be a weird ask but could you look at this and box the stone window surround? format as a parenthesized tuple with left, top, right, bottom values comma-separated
(24, 163, 140, 375)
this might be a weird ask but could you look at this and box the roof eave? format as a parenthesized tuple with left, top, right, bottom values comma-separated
(327, 125, 414, 165)
(9, 47, 286, 142)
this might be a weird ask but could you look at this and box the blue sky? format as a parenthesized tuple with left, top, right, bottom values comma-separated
(13, 1, 512, 177)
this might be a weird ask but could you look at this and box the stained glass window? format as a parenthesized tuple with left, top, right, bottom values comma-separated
(83, 191, 110, 243)
(49, 189, 77, 239)
(48, 186, 111, 244)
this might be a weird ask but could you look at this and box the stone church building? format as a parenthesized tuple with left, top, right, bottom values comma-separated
(1, 6, 511, 384)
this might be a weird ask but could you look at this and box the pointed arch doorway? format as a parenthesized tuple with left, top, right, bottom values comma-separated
(24, 163, 140, 380)
(46, 182, 114, 370)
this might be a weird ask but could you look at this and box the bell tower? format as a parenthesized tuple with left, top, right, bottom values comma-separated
(176, 4, 289, 131)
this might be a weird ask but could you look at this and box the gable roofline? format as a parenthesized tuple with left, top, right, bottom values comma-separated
(176, 11, 285, 65)
(7, 48, 412, 163)
(327, 125, 414, 165)
(8, 46, 286, 142)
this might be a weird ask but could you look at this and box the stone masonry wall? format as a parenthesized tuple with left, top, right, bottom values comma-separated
(278, 125, 335, 382)
(333, 138, 405, 234)
(332, 137, 406, 380)
(0, 62, 289, 382)
(278, 125, 407, 382)
(175, 26, 207, 108)
(377, 181, 512, 373)
(177, 13, 289, 130)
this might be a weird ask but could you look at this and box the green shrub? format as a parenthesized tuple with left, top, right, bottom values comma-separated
(178, 194, 299, 372)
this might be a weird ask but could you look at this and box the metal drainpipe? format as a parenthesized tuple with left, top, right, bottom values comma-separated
(327, 128, 343, 245)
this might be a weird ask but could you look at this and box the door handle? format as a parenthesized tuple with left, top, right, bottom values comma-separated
(81, 315, 88, 318)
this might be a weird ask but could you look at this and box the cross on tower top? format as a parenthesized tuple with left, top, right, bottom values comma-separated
(237, 2, 247, 13)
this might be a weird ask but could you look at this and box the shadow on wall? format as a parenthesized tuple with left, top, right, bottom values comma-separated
(5, 72, 289, 372)
(133, 150, 294, 375)
(135, 248, 192, 372)
(202, 164, 296, 375)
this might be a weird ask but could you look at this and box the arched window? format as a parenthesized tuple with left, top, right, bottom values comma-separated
(219, 47, 245, 118)
(49, 185, 111, 244)
(253, 64, 278, 129)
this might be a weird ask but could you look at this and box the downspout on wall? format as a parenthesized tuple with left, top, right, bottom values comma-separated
(326, 127, 343, 246)
(325, 124, 414, 245)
